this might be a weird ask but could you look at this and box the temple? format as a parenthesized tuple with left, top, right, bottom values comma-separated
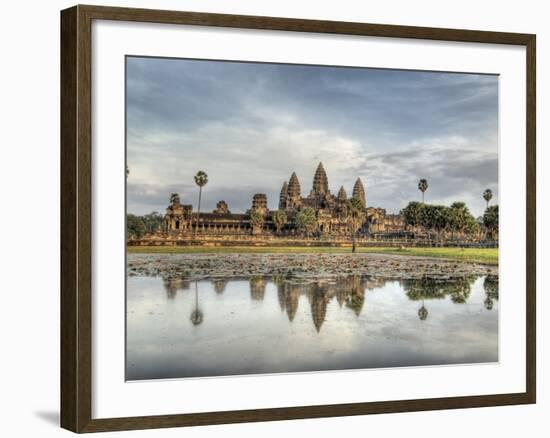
(154, 162, 404, 241)
(162, 275, 390, 331)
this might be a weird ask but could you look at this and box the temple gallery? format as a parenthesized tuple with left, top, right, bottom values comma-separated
(133, 162, 405, 243)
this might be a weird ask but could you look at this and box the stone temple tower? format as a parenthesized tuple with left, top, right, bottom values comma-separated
(287, 172, 302, 208)
(352, 178, 366, 207)
(311, 162, 329, 195)
(251, 193, 268, 216)
(337, 186, 347, 202)
(279, 181, 288, 210)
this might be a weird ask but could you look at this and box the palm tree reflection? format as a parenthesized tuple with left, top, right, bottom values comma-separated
(190, 281, 204, 326)
(418, 301, 428, 321)
(403, 275, 476, 320)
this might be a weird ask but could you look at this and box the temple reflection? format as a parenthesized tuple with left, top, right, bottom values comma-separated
(307, 282, 330, 332)
(341, 276, 366, 317)
(274, 275, 368, 331)
(163, 278, 190, 299)
(213, 279, 228, 294)
(276, 280, 301, 322)
(250, 276, 267, 301)
(161, 274, 491, 331)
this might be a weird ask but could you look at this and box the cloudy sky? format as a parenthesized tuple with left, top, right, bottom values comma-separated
(126, 56, 498, 217)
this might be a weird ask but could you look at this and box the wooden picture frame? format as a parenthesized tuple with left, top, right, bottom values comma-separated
(61, 4, 536, 433)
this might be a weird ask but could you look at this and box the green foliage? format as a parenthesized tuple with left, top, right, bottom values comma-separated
(346, 197, 367, 252)
(484, 276, 499, 300)
(401, 201, 424, 227)
(464, 215, 480, 234)
(141, 212, 164, 233)
(193, 172, 208, 235)
(272, 210, 288, 232)
(403, 200, 479, 237)
(447, 279, 473, 304)
(483, 188, 493, 205)
(127, 214, 146, 239)
(194, 170, 208, 187)
(483, 205, 499, 239)
(404, 276, 475, 304)
(404, 277, 447, 301)
(295, 207, 318, 235)
(346, 197, 366, 231)
(418, 179, 428, 202)
(484, 275, 498, 310)
(447, 202, 477, 235)
(249, 211, 265, 228)
(169, 193, 180, 204)
(418, 178, 428, 193)
(127, 212, 165, 239)
(420, 204, 449, 233)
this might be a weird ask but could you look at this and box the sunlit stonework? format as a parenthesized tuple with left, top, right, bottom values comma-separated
(156, 162, 404, 241)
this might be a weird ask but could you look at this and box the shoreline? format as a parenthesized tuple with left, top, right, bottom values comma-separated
(127, 252, 498, 282)
(127, 246, 498, 266)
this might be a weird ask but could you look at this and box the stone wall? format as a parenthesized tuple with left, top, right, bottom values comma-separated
(129, 234, 498, 248)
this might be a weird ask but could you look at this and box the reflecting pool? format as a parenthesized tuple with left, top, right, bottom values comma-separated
(126, 275, 498, 380)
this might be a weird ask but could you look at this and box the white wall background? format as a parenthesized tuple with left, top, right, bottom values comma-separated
(0, 0, 546, 437)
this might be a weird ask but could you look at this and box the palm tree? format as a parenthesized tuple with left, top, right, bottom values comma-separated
(419, 204, 448, 246)
(169, 193, 180, 204)
(193, 171, 208, 236)
(295, 207, 318, 238)
(346, 197, 366, 253)
(249, 211, 265, 235)
(272, 210, 288, 234)
(418, 179, 428, 203)
(483, 205, 499, 241)
(483, 189, 493, 209)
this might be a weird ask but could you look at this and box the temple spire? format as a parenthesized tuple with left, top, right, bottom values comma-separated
(352, 178, 366, 207)
(279, 181, 288, 209)
(288, 172, 301, 199)
(312, 162, 329, 195)
(337, 186, 347, 201)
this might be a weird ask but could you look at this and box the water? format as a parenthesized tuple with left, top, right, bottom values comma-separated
(126, 275, 498, 380)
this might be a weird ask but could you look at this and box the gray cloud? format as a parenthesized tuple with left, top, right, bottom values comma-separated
(362, 143, 498, 217)
(126, 57, 498, 217)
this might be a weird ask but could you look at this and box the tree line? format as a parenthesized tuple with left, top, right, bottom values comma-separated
(401, 179, 498, 241)
(127, 212, 165, 239)
(401, 201, 498, 240)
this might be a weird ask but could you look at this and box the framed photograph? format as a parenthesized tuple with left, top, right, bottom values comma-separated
(60, 4, 536, 433)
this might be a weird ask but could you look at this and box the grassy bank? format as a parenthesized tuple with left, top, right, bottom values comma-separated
(127, 245, 498, 265)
